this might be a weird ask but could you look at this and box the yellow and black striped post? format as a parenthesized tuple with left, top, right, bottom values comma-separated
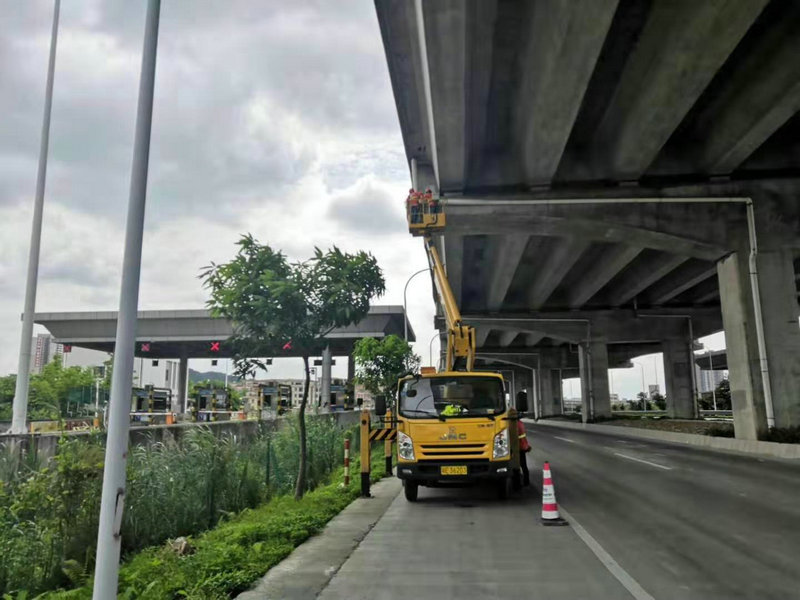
(384, 409, 393, 475)
(360, 409, 371, 497)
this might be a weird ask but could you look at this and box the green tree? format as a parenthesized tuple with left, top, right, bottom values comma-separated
(32, 357, 96, 419)
(0, 374, 16, 420)
(652, 392, 667, 411)
(201, 234, 385, 499)
(353, 335, 420, 401)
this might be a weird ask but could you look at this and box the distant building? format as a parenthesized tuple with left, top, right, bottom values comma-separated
(609, 393, 620, 404)
(648, 384, 660, 398)
(696, 367, 726, 394)
(30, 333, 63, 374)
(563, 397, 582, 412)
(354, 383, 375, 410)
(234, 377, 349, 410)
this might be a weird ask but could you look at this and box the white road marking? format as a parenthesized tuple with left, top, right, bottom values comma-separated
(554, 436, 577, 444)
(558, 505, 656, 600)
(614, 452, 673, 471)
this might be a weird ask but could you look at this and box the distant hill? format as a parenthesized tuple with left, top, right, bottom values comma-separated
(189, 369, 241, 384)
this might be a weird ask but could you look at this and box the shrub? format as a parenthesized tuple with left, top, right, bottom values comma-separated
(763, 425, 800, 444)
(41, 448, 386, 600)
(705, 424, 735, 438)
(0, 416, 350, 597)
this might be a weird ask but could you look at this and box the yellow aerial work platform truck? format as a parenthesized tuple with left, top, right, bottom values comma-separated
(373, 191, 525, 502)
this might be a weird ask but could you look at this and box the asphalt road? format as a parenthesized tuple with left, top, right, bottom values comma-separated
(314, 424, 800, 600)
(525, 423, 800, 600)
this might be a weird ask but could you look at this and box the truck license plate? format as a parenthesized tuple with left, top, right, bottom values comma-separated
(440, 465, 467, 475)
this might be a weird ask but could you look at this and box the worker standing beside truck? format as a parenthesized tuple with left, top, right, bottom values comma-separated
(517, 418, 530, 486)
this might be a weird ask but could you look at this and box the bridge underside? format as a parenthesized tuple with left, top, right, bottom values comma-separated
(377, 0, 800, 437)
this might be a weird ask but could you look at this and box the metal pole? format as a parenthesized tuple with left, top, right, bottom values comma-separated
(403, 268, 429, 342)
(428, 332, 438, 366)
(92, 1, 160, 597)
(638, 362, 646, 411)
(709, 350, 717, 412)
(10, 0, 60, 435)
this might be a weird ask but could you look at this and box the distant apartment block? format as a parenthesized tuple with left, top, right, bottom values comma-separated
(30, 333, 63, 374)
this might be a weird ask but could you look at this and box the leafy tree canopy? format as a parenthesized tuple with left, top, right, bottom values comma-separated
(200, 234, 385, 498)
(353, 335, 420, 399)
(201, 234, 386, 376)
(0, 357, 98, 421)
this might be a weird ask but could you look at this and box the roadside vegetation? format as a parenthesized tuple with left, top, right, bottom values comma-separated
(353, 334, 421, 399)
(0, 417, 354, 597)
(201, 235, 385, 499)
(0, 357, 108, 422)
(42, 449, 385, 600)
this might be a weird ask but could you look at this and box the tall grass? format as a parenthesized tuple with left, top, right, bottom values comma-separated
(0, 416, 349, 597)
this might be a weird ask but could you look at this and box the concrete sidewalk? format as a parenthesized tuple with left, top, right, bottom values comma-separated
(237, 477, 402, 600)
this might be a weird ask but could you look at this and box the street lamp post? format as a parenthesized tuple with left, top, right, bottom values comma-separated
(403, 268, 430, 342)
(638, 362, 647, 413)
(92, 1, 161, 596)
(709, 350, 717, 411)
(10, 0, 60, 434)
(428, 332, 439, 368)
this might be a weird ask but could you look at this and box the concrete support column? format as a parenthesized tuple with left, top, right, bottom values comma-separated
(578, 341, 611, 422)
(347, 353, 355, 383)
(177, 352, 188, 414)
(662, 339, 695, 419)
(321, 346, 332, 407)
(552, 369, 564, 416)
(538, 369, 562, 417)
(718, 250, 800, 438)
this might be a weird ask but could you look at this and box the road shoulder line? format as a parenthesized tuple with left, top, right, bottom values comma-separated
(558, 505, 656, 600)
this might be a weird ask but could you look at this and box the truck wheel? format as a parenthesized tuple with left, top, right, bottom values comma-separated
(404, 480, 419, 502)
(496, 477, 511, 500)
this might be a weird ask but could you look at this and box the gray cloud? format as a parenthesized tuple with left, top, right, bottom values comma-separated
(327, 176, 407, 235)
(0, 2, 441, 377)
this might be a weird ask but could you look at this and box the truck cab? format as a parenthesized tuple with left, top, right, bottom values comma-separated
(393, 371, 516, 501)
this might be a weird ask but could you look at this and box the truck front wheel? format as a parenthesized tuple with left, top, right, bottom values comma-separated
(404, 480, 419, 502)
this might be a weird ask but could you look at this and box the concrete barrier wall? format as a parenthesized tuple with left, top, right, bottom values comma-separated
(1, 410, 364, 462)
(528, 418, 800, 460)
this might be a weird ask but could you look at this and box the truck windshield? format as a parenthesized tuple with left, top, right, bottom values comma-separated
(399, 376, 505, 419)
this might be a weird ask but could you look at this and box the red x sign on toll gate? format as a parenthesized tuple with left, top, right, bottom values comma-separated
(141, 343, 150, 352)
(210, 341, 220, 352)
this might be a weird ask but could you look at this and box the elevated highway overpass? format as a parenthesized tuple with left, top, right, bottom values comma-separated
(376, 0, 800, 438)
(34, 306, 413, 412)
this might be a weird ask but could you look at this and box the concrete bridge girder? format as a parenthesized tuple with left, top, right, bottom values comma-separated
(445, 203, 737, 261)
(463, 308, 721, 346)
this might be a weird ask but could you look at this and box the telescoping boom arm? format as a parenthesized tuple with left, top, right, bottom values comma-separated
(424, 236, 476, 372)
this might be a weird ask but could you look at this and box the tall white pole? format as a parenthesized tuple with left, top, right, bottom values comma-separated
(709, 350, 717, 412)
(10, 0, 60, 435)
(92, 1, 160, 597)
(638, 362, 647, 412)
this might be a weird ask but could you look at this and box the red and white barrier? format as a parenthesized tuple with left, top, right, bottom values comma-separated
(541, 461, 567, 525)
(344, 438, 351, 487)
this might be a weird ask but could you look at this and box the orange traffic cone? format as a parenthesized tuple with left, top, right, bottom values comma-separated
(541, 461, 568, 526)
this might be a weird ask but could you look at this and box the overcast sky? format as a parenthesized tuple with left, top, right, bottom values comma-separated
(1, 1, 724, 400)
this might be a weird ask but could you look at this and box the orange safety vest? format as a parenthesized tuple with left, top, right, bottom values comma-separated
(517, 420, 530, 452)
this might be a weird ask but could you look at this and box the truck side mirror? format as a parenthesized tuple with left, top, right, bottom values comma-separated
(516, 391, 528, 413)
(374, 395, 387, 416)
